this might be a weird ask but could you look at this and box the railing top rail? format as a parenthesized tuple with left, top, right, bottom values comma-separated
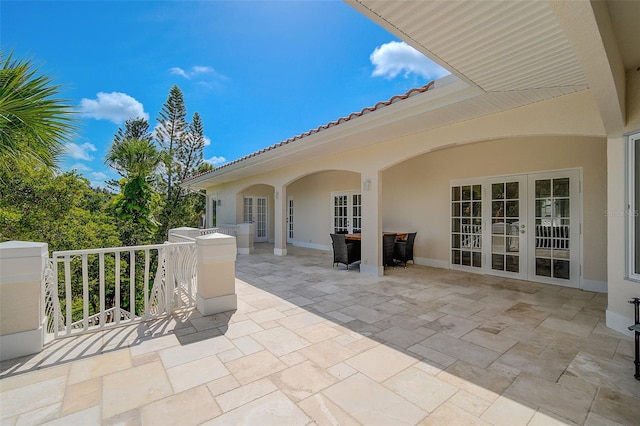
(52, 241, 195, 257)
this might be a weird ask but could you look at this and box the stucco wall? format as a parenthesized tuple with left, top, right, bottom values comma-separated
(287, 170, 360, 247)
(606, 67, 640, 333)
(381, 136, 607, 283)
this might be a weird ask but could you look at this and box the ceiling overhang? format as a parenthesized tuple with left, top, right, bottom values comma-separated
(184, 0, 637, 190)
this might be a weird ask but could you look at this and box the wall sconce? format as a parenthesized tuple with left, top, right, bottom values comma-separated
(363, 179, 372, 191)
(217, 199, 222, 207)
(275, 191, 279, 199)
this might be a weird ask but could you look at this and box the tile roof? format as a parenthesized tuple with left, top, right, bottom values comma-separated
(183, 81, 435, 183)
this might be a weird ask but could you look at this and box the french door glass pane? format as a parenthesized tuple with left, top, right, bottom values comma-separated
(288, 199, 294, 239)
(451, 184, 482, 268)
(352, 194, 362, 232)
(534, 178, 571, 280)
(491, 181, 519, 273)
(243, 198, 253, 223)
(256, 198, 267, 238)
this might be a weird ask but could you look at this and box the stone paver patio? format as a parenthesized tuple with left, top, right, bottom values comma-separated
(1, 244, 639, 425)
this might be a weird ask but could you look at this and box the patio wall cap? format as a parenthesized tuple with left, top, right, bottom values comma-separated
(0, 241, 48, 259)
(196, 233, 236, 246)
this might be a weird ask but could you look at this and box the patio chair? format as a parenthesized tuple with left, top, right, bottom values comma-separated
(330, 233, 361, 270)
(394, 232, 416, 268)
(383, 233, 397, 269)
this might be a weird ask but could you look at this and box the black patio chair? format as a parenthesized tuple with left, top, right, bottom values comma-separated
(383, 233, 397, 269)
(330, 233, 361, 270)
(394, 232, 416, 268)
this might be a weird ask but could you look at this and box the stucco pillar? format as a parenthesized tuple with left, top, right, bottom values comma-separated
(360, 172, 383, 276)
(606, 134, 636, 336)
(0, 241, 48, 361)
(236, 222, 254, 254)
(195, 233, 238, 316)
(273, 185, 287, 256)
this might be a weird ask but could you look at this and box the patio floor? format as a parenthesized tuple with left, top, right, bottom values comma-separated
(1, 244, 639, 425)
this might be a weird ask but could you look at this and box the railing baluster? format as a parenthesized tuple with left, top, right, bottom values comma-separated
(82, 254, 89, 331)
(115, 250, 121, 325)
(99, 252, 105, 326)
(144, 249, 150, 318)
(64, 255, 72, 336)
(130, 250, 135, 320)
(165, 245, 173, 315)
(53, 255, 60, 339)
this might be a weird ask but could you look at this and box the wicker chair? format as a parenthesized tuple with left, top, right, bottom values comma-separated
(330, 234, 361, 270)
(394, 232, 416, 268)
(383, 233, 397, 269)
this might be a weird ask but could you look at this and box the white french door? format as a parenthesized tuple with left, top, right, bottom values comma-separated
(332, 191, 361, 234)
(287, 197, 294, 243)
(451, 170, 581, 287)
(243, 196, 268, 242)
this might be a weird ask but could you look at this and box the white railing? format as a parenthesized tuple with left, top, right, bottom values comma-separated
(200, 224, 238, 237)
(46, 242, 196, 338)
(461, 224, 482, 249)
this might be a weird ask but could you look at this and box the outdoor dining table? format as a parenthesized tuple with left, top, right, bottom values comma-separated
(345, 232, 408, 241)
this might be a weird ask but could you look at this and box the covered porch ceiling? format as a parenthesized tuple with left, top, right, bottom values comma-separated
(184, 0, 638, 190)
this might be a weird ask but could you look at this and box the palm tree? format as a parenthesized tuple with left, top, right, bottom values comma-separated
(105, 137, 162, 180)
(0, 50, 76, 170)
(105, 136, 163, 246)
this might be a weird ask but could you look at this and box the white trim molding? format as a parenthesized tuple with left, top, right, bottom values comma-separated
(606, 309, 634, 338)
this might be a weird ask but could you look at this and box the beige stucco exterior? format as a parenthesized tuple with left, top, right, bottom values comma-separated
(185, 1, 640, 335)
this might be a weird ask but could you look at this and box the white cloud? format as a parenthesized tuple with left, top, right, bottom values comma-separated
(69, 162, 91, 172)
(65, 142, 97, 161)
(370, 41, 449, 80)
(203, 136, 211, 147)
(78, 92, 148, 124)
(169, 67, 189, 78)
(170, 65, 227, 81)
(205, 156, 226, 166)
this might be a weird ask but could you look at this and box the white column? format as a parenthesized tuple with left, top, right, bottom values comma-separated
(0, 241, 48, 360)
(360, 173, 383, 276)
(273, 185, 288, 256)
(195, 233, 238, 316)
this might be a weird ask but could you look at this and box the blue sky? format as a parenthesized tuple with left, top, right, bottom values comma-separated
(2, 1, 448, 187)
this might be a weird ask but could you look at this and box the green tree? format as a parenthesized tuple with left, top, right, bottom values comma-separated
(0, 51, 76, 171)
(155, 85, 187, 203)
(106, 118, 163, 246)
(108, 117, 154, 177)
(154, 87, 207, 241)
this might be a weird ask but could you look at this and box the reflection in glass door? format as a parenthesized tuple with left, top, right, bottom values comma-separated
(451, 184, 482, 268)
(490, 178, 527, 278)
(531, 174, 577, 283)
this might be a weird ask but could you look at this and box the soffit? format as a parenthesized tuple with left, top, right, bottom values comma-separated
(349, 0, 588, 92)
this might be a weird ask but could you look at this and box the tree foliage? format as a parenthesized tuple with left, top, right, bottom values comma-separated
(155, 85, 187, 203)
(105, 118, 163, 246)
(153, 86, 207, 241)
(0, 50, 76, 171)
(0, 158, 121, 252)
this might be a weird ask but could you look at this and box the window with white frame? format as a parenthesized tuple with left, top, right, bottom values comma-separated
(629, 131, 640, 280)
